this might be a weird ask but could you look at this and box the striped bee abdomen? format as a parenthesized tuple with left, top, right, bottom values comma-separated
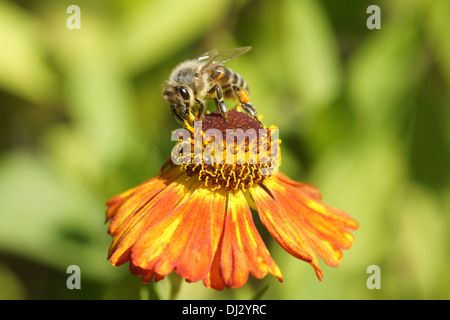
(209, 66, 249, 99)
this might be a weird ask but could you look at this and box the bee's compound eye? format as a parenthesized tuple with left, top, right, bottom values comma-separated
(178, 86, 190, 101)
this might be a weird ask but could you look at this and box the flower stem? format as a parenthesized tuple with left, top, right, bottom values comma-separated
(169, 273, 183, 300)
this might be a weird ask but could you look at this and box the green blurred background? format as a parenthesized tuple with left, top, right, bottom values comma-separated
(0, 0, 449, 300)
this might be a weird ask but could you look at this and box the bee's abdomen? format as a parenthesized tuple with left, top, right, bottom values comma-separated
(209, 66, 248, 98)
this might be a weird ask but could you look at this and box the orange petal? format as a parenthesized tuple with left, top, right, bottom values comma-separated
(276, 171, 322, 201)
(263, 175, 359, 270)
(131, 184, 214, 283)
(129, 263, 165, 283)
(202, 189, 227, 290)
(269, 182, 344, 267)
(106, 188, 135, 215)
(219, 190, 283, 289)
(275, 174, 358, 230)
(250, 185, 324, 280)
(106, 167, 182, 235)
(204, 248, 225, 290)
(108, 173, 196, 266)
(270, 176, 358, 249)
(130, 263, 156, 283)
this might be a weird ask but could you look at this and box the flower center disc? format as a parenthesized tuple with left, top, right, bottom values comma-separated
(178, 110, 280, 191)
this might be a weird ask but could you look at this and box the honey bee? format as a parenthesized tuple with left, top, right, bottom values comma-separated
(162, 46, 257, 126)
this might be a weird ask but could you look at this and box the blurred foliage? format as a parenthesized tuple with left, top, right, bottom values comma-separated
(0, 0, 449, 300)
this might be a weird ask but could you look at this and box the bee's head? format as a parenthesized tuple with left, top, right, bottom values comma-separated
(162, 84, 193, 117)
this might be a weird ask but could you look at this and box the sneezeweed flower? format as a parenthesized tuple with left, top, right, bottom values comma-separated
(105, 110, 358, 290)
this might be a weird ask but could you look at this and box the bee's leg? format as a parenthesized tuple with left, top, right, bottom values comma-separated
(232, 85, 258, 117)
(183, 103, 192, 123)
(195, 99, 206, 119)
(210, 84, 228, 122)
(176, 102, 196, 126)
(171, 105, 189, 127)
(241, 102, 257, 117)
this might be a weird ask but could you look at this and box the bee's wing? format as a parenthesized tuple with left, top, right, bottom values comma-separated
(197, 49, 218, 62)
(195, 46, 251, 77)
